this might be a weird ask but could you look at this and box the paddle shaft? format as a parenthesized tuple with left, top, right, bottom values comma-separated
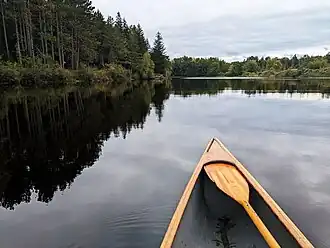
(204, 163, 281, 247)
(242, 201, 281, 248)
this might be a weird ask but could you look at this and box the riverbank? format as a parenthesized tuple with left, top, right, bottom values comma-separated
(0, 62, 170, 89)
(173, 76, 330, 80)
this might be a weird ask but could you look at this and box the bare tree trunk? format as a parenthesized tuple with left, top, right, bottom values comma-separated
(71, 27, 74, 69)
(27, 0, 35, 63)
(50, 16, 55, 60)
(19, 10, 25, 55)
(56, 10, 62, 67)
(25, 2, 32, 57)
(0, 0, 10, 59)
(60, 19, 64, 66)
(76, 45, 79, 69)
(14, 9, 22, 64)
(43, 10, 48, 57)
(76, 34, 79, 69)
(60, 23, 65, 67)
(21, 13, 27, 52)
(39, 11, 45, 60)
(100, 54, 104, 66)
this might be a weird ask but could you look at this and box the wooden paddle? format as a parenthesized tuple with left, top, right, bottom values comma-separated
(204, 163, 281, 248)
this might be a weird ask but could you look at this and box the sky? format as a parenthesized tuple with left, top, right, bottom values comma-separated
(93, 0, 330, 59)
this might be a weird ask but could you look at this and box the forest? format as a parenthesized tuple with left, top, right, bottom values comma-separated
(172, 54, 330, 78)
(0, 0, 170, 88)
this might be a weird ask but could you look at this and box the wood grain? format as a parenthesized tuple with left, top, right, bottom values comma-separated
(204, 163, 249, 203)
(205, 163, 280, 248)
(160, 138, 314, 248)
(160, 139, 217, 248)
(212, 138, 314, 248)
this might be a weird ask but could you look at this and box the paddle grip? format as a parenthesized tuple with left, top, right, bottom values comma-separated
(243, 201, 281, 248)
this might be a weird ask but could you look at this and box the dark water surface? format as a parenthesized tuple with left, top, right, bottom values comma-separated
(0, 79, 330, 247)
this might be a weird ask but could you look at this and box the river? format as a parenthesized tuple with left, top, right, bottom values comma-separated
(0, 79, 329, 248)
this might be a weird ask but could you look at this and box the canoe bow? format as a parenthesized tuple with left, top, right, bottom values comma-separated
(160, 138, 313, 248)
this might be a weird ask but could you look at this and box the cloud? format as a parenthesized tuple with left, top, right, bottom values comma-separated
(92, 0, 330, 58)
(156, 7, 330, 58)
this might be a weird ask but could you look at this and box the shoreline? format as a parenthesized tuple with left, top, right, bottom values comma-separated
(173, 76, 330, 80)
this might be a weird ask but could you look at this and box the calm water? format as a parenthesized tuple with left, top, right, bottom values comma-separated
(1, 79, 330, 248)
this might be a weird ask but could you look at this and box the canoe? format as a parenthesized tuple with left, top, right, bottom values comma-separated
(161, 138, 313, 248)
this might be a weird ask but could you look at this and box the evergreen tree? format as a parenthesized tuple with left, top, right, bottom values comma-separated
(291, 55, 299, 68)
(0, 1, 157, 78)
(150, 32, 169, 75)
(136, 24, 148, 54)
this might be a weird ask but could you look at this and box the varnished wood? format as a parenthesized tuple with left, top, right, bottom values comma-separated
(160, 139, 216, 248)
(160, 138, 314, 248)
(204, 163, 249, 204)
(204, 163, 280, 248)
(213, 138, 314, 248)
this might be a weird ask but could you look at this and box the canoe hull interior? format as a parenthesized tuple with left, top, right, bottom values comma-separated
(172, 170, 300, 248)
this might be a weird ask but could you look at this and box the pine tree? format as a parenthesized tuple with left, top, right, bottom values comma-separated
(150, 32, 169, 75)
(136, 24, 148, 54)
(291, 55, 299, 68)
(0, 0, 156, 79)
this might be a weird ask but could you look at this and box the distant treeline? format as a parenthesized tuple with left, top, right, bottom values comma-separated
(172, 54, 330, 78)
(0, 0, 170, 87)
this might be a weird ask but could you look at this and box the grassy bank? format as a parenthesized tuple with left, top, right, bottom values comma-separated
(0, 62, 170, 89)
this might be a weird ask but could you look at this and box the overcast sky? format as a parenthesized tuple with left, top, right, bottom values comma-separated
(93, 0, 330, 59)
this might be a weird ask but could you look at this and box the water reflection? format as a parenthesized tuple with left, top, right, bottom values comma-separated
(1, 79, 330, 248)
(0, 83, 170, 210)
(172, 78, 330, 98)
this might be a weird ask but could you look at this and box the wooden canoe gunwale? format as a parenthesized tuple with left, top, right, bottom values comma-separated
(160, 138, 314, 248)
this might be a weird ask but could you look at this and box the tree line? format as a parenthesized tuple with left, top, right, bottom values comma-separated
(172, 54, 330, 78)
(0, 0, 170, 86)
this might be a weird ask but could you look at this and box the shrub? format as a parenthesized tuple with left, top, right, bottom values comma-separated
(0, 61, 148, 89)
(103, 63, 131, 85)
(19, 66, 74, 88)
(275, 69, 301, 78)
(0, 65, 20, 87)
(76, 67, 96, 85)
(260, 70, 275, 78)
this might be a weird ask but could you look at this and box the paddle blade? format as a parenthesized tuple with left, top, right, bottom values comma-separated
(204, 163, 249, 204)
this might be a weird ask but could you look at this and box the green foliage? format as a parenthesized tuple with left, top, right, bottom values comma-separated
(0, 62, 137, 88)
(138, 52, 155, 79)
(172, 56, 229, 77)
(150, 32, 170, 75)
(20, 67, 74, 87)
(260, 70, 276, 78)
(266, 58, 282, 71)
(275, 69, 300, 78)
(243, 60, 259, 73)
(76, 63, 131, 86)
(0, 0, 164, 87)
(0, 65, 20, 87)
(308, 58, 328, 70)
(225, 62, 243, 76)
(172, 54, 330, 79)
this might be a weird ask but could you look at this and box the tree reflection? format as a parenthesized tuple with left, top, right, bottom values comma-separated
(152, 84, 170, 122)
(172, 78, 330, 97)
(0, 83, 170, 210)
